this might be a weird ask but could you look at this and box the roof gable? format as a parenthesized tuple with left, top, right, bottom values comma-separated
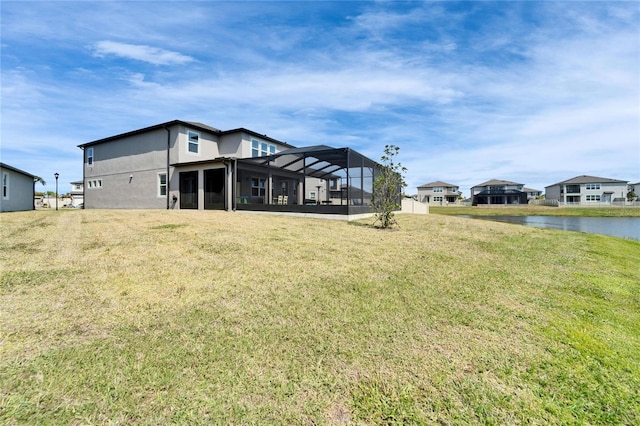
(474, 179, 523, 187)
(0, 162, 35, 178)
(78, 120, 295, 149)
(547, 175, 628, 187)
(417, 180, 457, 188)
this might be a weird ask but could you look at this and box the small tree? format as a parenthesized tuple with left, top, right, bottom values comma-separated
(372, 144, 407, 228)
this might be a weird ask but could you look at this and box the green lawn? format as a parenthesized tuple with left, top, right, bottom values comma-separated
(1, 209, 638, 424)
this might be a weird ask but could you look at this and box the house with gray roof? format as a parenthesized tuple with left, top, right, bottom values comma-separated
(416, 181, 461, 204)
(545, 175, 628, 205)
(78, 120, 390, 218)
(523, 187, 543, 201)
(471, 179, 528, 206)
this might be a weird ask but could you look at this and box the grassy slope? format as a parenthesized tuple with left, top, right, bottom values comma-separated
(1, 210, 638, 424)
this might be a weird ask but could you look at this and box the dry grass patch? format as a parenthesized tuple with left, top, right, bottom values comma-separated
(1, 209, 638, 424)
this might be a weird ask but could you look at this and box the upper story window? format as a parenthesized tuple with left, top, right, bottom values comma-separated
(251, 138, 277, 157)
(187, 131, 199, 154)
(74, 184, 82, 190)
(87, 147, 94, 166)
(585, 183, 600, 190)
(433, 187, 443, 193)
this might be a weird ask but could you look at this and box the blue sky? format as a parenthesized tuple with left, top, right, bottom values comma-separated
(2, 1, 639, 196)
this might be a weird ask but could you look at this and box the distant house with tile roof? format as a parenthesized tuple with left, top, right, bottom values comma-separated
(416, 180, 461, 204)
(545, 175, 628, 205)
(471, 179, 528, 206)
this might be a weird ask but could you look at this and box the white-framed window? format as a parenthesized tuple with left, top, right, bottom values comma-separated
(251, 178, 266, 197)
(586, 195, 601, 201)
(158, 173, 167, 197)
(251, 138, 277, 157)
(88, 179, 102, 189)
(585, 183, 600, 190)
(433, 187, 443, 193)
(187, 131, 199, 154)
(433, 196, 443, 202)
(74, 183, 82, 190)
(2, 172, 9, 199)
(87, 147, 94, 166)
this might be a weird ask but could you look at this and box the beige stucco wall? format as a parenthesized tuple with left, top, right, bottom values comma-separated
(401, 198, 429, 214)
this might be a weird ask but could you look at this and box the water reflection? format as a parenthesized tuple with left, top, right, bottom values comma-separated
(460, 215, 640, 241)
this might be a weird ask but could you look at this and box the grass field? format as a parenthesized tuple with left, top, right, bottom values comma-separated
(1, 209, 639, 424)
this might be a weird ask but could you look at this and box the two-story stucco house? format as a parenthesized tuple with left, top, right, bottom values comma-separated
(416, 181, 461, 204)
(78, 120, 386, 217)
(471, 179, 528, 206)
(69, 180, 84, 208)
(545, 175, 628, 205)
(0, 163, 36, 212)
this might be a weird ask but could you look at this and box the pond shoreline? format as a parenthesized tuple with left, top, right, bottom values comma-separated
(458, 214, 640, 241)
(430, 205, 640, 218)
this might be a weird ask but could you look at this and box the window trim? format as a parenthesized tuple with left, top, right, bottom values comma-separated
(87, 179, 102, 189)
(251, 138, 277, 157)
(158, 173, 167, 197)
(251, 177, 266, 197)
(87, 147, 94, 166)
(187, 130, 200, 154)
(2, 172, 9, 199)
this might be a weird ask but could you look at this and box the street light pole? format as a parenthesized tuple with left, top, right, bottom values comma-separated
(54, 173, 59, 211)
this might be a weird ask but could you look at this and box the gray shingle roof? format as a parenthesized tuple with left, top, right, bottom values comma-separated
(473, 179, 523, 187)
(417, 180, 457, 188)
(546, 175, 628, 187)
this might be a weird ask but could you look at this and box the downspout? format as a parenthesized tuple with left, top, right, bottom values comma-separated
(81, 147, 85, 209)
(222, 159, 230, 211)
(233, 158, 238, 211)
(302, 153, 306, 206)
(163, 126, 171, 209)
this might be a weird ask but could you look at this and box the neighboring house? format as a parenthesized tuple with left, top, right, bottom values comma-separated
(545, 175, 628, 205)
(417, 181, 461, 204)
(78, 120, 388, 217)
(471, 179, 528, 205)
(70, 180, 84, 207)
(0, 163, 35, 212)
(523, 187, 543, 201)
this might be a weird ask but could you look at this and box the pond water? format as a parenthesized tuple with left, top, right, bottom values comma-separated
(459, 215, 640, 241)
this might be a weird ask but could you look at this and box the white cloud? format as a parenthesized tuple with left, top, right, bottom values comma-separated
(2, 1, 638, 195)
(93, 41, 194, 65)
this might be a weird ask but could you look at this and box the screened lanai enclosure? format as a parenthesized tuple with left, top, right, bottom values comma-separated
(235, 145, 385, 215)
